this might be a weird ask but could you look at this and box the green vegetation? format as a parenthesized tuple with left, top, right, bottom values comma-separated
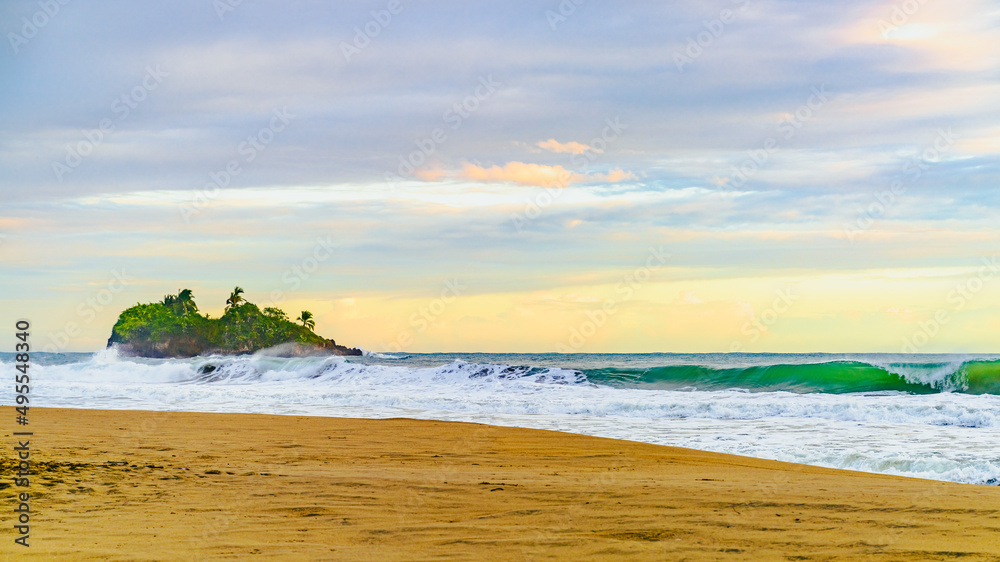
(225, 286, 245, 311)
(107, 286, 360, 357)
(296, 310, 315, 330)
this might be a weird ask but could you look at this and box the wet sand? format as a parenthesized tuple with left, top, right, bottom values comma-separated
(4, 407, 1000, 560)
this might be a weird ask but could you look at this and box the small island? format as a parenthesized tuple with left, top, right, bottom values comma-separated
(107, 286, 362, 358)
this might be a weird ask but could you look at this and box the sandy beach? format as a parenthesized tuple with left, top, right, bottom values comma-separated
(3, 407, 1000, 560)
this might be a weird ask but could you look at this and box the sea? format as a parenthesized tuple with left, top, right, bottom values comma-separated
(4, 349, 1000, 486)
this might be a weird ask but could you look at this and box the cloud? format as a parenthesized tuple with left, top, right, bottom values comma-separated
(414, 167, 446, 181)
(838, 0, 1000, 71)
(597, 168, 636, 182)
(460, 161, 582, 187)
(459, 162, 636, 187)
(537, 139, 596, 155)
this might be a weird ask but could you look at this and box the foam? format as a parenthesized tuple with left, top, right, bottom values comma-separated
(6, 351, 1000, 485)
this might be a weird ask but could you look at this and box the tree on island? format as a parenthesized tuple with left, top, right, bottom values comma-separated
(108, 287, 360, 357)
(297, 310, 315, 330)
(162, 288, 197, 316)
(176, 288, 197, 316)
(226, 286, 246, 311)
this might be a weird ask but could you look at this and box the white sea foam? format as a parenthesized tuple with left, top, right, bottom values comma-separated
(361, 349, 407, 359)
(7, 352, 1000, 485)
(866, 356, 974, 391)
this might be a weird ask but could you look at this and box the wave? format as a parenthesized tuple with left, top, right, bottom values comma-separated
(5, 349, 999, 395)
(584, 359, 1000, 395)
(11, 351, 998, 427)
(185, 356, 586, 388)
(9, 350, 1000, 485)
(21, 349, 587, 387)
(361, 350, 409, 359)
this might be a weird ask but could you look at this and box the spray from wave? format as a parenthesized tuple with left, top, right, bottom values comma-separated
(5, 349, 1000, 486)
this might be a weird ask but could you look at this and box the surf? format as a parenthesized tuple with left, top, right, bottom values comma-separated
(6, 350, 1000, 485)
(584, 359, 1000, 394)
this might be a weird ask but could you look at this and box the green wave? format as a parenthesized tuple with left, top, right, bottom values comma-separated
(583, 360, 1000, 394)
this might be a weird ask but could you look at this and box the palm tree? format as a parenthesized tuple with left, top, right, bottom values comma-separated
(162, 294, 176, 307)
(226, 286, 246, 311)
(175, 288, 198, 316)
(296, 310, 315, 330)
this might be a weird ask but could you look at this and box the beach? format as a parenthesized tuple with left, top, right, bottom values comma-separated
(7, 0, 1000, 559)
(5, 407, 1000, 560)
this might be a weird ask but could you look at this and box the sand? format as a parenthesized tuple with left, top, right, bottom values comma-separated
(3, 407, 1000, 560)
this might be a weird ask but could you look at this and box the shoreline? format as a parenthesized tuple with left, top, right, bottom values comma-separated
(5, 407, 1000, 560)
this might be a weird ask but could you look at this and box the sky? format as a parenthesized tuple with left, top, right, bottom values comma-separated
(2, 0, 1000, 353)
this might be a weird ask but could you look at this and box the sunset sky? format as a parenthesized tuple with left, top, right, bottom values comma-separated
(2, 0, 1000, 353)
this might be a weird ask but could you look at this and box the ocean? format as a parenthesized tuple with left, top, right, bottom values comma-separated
(5, 349, 1000, 486)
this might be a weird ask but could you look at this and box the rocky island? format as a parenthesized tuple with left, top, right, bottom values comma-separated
(107, 286, 362, 357)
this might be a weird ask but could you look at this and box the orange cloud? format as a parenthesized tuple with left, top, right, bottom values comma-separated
(460, 161, 582, 187)
(597, 168, 636, 182)
(536, 139, 595, 154)
(414, 167, 446, 181)
(459, 162, 637, 187)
